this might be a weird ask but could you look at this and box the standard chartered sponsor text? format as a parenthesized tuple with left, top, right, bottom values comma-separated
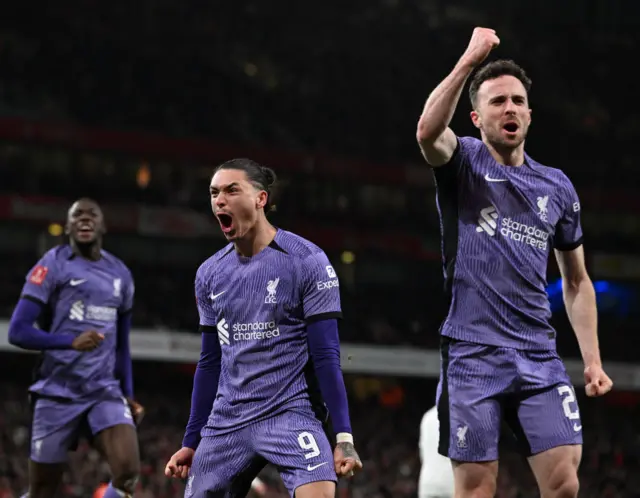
(232, 321, 280, 340)
(86, 305, 117, 322)
(501, 217, 549, 250)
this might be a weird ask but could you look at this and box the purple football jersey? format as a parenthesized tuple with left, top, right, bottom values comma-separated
(434, 137, 583, 350)
(21, 245, 134, 398)
(195, 229, 342, 434)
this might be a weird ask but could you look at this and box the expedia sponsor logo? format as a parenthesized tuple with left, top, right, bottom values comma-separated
(231, 321, 280, 341)
(317, 279, 339, 291)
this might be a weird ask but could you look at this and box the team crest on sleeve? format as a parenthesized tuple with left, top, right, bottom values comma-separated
(113, 278, 122, 297)
(265, 277, 280, 304)
(29, 265, 48, 285)
(325, 265, 336, 278)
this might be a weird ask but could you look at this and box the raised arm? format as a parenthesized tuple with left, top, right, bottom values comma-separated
(416, 28, 500, 167)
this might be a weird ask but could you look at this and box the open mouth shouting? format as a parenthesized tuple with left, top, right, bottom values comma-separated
(502, 120, 519, 137)
(216, 212, 235, 236)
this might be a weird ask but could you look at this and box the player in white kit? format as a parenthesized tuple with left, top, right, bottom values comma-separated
(419, 406, 454, 498)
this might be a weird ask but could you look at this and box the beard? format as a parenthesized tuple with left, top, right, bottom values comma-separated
(484, 124, 528, 151)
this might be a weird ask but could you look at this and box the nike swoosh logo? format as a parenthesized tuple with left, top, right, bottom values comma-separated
(210, 291, 225, 300)
(484, 173, 507, 182)
(307, 462, 328, 471)
(70, 279, 87, 286)
(573, 423, 582, 432)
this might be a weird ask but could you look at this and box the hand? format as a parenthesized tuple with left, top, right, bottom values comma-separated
(71, 330, 104, 351)
(126, 398, 145, 425)
(461, 27, 500, 68)
(333, 442, 363, 478)
(165, 447, 195, 479)
(584, 364, 613, 397)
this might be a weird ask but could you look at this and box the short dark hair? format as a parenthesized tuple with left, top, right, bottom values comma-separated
(214, 158, 278, 213)
(468, 59, 532, 109)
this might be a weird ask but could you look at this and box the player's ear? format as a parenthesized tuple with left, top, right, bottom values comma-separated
(256, 190, 268, 210)
(64, 221, 71, 236)
(470, 110, 481, 129)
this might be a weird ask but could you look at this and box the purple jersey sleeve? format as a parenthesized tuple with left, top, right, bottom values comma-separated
(445, 136, 479, 173)
(301, 251, 342, 322)
(184, 264, 221, 449)
(120, 270, 135, 314)
(195, 268, 216, 327)
(115, 312, 134, 397)
(554, 178, 583, 251)
(21, 250, 60, 304)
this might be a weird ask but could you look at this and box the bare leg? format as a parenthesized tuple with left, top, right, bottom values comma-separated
(451, 460, 498, 498)
(94, 424, 141, 496)
(26, 460, 65, 498)
(528, 445, 581, 498)
(294, 480, 336, 498)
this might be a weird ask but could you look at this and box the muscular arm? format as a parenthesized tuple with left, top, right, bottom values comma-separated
(306, 318, 352, 437)
(416, 61, 475, 167)
(416, 28, 499, 167)
(555, 246, 601, 367)
(182, 329, 222, 450)
(8, 298, 75, 350)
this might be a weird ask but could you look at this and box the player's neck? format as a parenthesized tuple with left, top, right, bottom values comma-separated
(484, 139, 525, 167)
(234, 221, 277, 258)
(71, 240, 102, 261)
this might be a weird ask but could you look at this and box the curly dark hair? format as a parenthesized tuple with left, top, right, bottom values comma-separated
(468, 59, 532, 109)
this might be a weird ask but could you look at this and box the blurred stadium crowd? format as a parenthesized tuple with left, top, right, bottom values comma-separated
(0, 362, 638, 498)
(1, 0, 640, 496)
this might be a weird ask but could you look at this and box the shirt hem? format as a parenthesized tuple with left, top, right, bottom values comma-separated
(441, 323, 557, 352)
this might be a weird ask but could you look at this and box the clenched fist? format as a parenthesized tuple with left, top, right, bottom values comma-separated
(584, 365, 613, 397)
(461, 27, 500, 68)
(71, 330, 104, 351)
(126, 398, 145, 425)
(333, 442, 363, 478)
(165, 447, 195, 480)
